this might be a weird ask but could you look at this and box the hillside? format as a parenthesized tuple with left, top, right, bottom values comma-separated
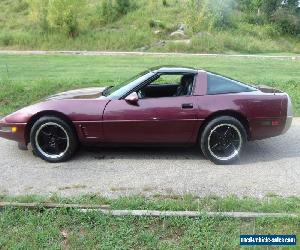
(0, 0, 300, 53)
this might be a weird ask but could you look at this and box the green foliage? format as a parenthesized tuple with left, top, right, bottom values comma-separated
(47, 0, 87, 38)
(26, 0, 87, 37)
(185, 0, 204, 33)
(260, 0, 282, 18)
(186, 0, 236, 33)
(186, 0, 300, 36)
(99, 0, 136, 25)
(1, 0, 300, 52)
(26, 0, 49, 31)
(149, 19, 166, 29)
(0, 34, 14, 46)
(285, 0, 299, 9)
(11, 0, 29, 12)
(273, 7, 300, 35)
(239, 0, 300, 35)
(241, 12, 266, 25)
(237, 0, 262, 13)
(115, 0, 132, 16)
(201, 0, 236, 30)
(99, 0, 116, 24)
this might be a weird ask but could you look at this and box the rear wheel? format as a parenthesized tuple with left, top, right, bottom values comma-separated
(200, 116, 246, 165)
(30, 116, 78, 163)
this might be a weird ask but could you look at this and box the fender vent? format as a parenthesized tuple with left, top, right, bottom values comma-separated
(79, 124, 88, 137)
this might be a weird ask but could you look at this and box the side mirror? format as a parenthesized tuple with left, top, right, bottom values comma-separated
(125, 92, 139, 105)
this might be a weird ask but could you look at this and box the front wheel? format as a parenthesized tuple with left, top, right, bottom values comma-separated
(200, 116, 246, 165)
(30, 116, 78, 163)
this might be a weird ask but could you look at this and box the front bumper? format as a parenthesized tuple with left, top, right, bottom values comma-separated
(0, 118, 27, 146)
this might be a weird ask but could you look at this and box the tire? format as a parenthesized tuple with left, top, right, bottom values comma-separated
(200, 116, 246, 165)
(30, 116, 78, 163)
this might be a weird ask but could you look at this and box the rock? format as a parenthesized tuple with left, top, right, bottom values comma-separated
(178, 23, 186, 31)
(136, 46, 150, 52)
(170, 30, 186, 38)
(154, 40, 166, 47)
(168, 39, 191, 45)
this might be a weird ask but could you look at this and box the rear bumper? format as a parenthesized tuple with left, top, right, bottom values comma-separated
(282, 95, 293, 134)
(282, 116, 293, 134)
(249, 117, 286, 140)
(249, 94, 293, 140)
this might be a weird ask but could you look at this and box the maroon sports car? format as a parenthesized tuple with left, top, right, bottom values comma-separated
(0, 66, 293, 164)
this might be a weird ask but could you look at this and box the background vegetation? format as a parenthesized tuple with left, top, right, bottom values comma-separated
(0, 0, 300, 53)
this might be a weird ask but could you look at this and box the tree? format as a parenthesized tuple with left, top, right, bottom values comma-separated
(283, 0, 299, 9)
(260, 0, 282, 18)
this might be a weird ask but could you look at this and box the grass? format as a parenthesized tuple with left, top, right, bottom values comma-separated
(1, 193, 300, 213)
(0, 194, 299, 249)
(0, 54, 299, 116)
(0, 0, 300, 54)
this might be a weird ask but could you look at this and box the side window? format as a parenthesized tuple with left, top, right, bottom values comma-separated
(151, 75, 182, 86)
(207, 73, 255, 95)
(139, 73, 195, 98)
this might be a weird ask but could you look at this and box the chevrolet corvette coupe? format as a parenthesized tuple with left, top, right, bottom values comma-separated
(0, 66, 293, 164)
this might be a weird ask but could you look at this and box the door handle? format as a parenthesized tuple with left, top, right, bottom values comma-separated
(182, 103, 193, 109)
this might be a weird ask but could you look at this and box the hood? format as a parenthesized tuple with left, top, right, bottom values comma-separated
(46, 87, 107, 100)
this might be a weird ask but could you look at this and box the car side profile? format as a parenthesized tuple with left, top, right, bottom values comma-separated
(0, 66, 293, 164)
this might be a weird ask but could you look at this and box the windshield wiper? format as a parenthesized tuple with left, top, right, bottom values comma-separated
(102, 86, 114, 96)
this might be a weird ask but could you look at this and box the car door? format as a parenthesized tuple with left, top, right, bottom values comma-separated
(102, 95, 199, 144)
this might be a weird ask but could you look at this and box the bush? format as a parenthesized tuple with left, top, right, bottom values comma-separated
(185, 0, 205, 33)
(47, 0, 87, 38)
(260, 0, 282, 19)
(0, 33, 14, 46)
(115, 0, 132, 16)
(99, 0, 117, 24)
(201, 0, 236, 30)
(186, 0, 236, 33)
(27, 0, 49, 31)
(148, 20, 166, 29)
(12, 0, 29, 12)
(27, 0, 87, 37)
(162, 0, 168, 7)
(99, 0, 136, 25)
(241, 12, 266, 25)
(273, 7, 300, 35)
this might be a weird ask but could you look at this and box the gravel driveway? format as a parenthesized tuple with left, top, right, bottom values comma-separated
(0, 119, 299, 198)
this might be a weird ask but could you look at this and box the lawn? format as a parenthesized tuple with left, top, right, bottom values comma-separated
(0, 54, 299, 116)
(0, 194, 299, 249)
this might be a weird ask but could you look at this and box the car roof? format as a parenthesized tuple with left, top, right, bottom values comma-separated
(150, 66, 199, 74)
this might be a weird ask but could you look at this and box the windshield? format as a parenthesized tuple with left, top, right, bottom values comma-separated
(106, 70, 154, 99)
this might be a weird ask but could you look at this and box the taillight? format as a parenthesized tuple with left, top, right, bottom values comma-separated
(271, 120, 280, 126)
